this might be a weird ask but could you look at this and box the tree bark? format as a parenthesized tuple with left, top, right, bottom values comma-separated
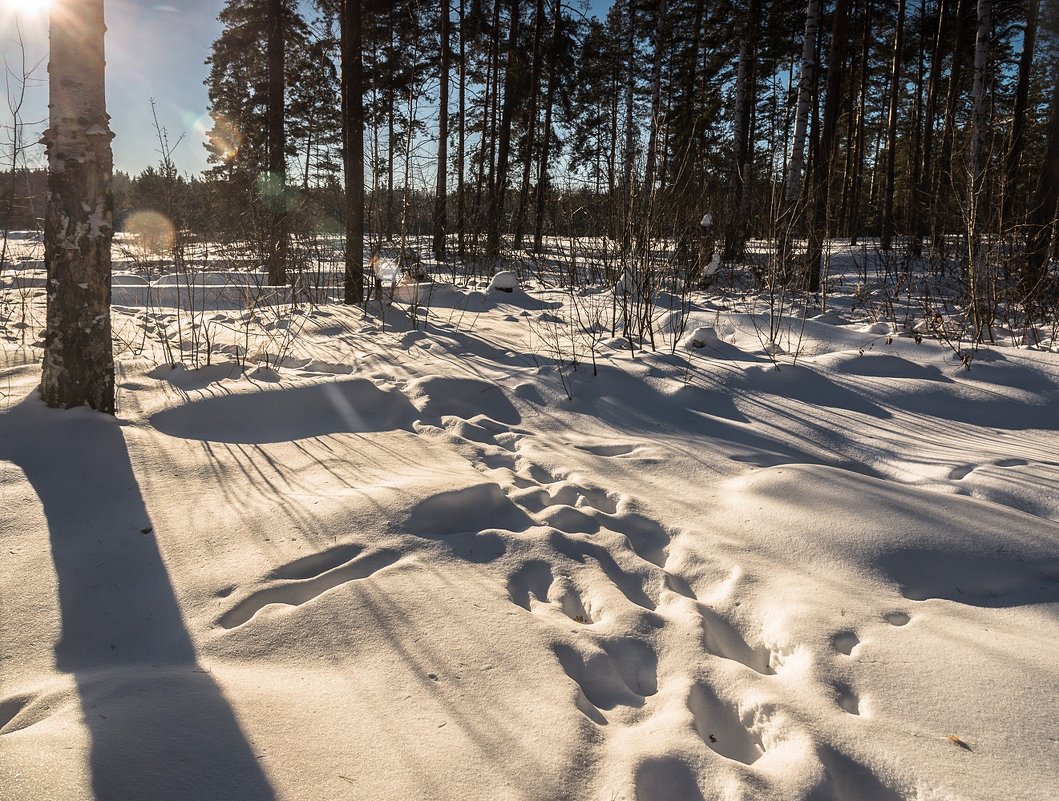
(512, 0, 545, 250)
(779, 0, 821, 276)
(433, 0, 451, 260)
(724, 0, 760, 262)
(1001, 0, 1039, 229)
(266, 0, 287, 285)
(914, 0, 948, 255)
(880, 0, 906, 251)
(966, 0, 990, 332)
(1025, 67, 1059, 292)
(486, 0, 521, 260)
(807, 0, 852, 290)
(341, 0, 365, 304)
(41, 0, 115, 413)
(932, 0, 969, 253)
(532, 0, 562, 254)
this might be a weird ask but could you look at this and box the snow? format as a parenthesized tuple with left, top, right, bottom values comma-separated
(1, 237, 1058, 801)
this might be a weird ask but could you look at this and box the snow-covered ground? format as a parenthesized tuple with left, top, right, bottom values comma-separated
(2, 238, 1058, 801)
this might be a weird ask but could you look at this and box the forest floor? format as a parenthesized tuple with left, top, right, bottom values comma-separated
(1, 234, 1058, 801)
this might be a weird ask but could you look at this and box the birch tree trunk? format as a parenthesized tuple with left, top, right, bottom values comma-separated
(41, 0, 115, 413)
(784, 0, 821, 209)
(779, 0, 821, 278)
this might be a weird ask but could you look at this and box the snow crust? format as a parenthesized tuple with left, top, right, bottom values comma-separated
(2, 240, 1058, 801)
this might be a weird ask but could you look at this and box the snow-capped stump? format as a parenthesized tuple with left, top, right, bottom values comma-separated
(487, 270, 519, 293)
(681, 326, 721, 350)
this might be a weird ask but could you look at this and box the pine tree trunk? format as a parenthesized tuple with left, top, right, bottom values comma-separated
(457, 0, 467, 260)
(914, 0, 948, 255)
(847, 0, 872, 244)
(724, 0, 760, 262)
(966, 0, 990, 333)
(433, 0, 450, 261)
(807, 0, 852, 290)
(266, 0, 287, 285)
(621, 0, 637, 255)
(1024, 66, 1059, 293)
(880, 0, 906, 251)
(42, 0, 115, 413)
(638, 0, 669, 246)
(1001, 0, 1039, 229)
(933, 0, 969, 254)
(532, 0, 562, 254)
(341, 0, 365, 304)
(512, 0, 545, 250)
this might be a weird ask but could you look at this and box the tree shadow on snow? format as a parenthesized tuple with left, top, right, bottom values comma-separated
(0, 396, 275, 801)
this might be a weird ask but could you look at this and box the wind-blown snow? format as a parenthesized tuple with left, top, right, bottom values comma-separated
(1, 242, 1058, 801)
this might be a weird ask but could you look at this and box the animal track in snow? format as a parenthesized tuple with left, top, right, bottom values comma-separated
(575, 442, 640, 457)
(687, 682, 763, 764)
(506, 560, 594, 624)
(698, 605, 774, 675)
(883, 611, 910, 626)
(0, 694, 30, 733)
(831, 630, 860, 655)
(220, 547, 401, 629)
(553, 637, 658, 719)
(269, 543, 364, 580)
(833, 683, 861, 715)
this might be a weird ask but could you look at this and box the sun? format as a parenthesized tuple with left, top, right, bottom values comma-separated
(2, 0, 50, 18)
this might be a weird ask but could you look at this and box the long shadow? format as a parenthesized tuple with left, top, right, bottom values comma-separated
(0, 395, 274, 801)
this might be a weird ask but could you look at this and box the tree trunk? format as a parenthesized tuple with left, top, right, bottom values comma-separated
(532, 0, 562, 255)
(932, 0, 969, 253)
(880, 0, 905, 251)
(42, 0, 115, 413)
(846, 0, 873, 243)
(341, 0, 365, 304)
(512, 0, 545, 250)
(914, 0, 948, 255)
(966, 0, 990, 332)
(433, 0, 450, 260)
(807, 0, 851, 291)
(621, 0, 637, 255)
(486, 0, 521, 260)
(780, 0, 821, 276)
(266, 0, 287, 285)
(1001, 0, 1039, 229)
(457, 0, 467, 260)
(1025, 66, 1059, 293)
(724, 0, 760, 262)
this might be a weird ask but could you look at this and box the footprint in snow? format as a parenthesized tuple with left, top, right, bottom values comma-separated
(219, 545, 401, 629)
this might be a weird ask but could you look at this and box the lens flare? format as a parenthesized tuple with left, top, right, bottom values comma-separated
(125, 210, 175, 255)
(2, 0, 50, 18)
(207, 113, 242, 162)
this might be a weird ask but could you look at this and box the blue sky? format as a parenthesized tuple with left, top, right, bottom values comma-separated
(1, 0, 613, 177)
(2, 0, 227, 174)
